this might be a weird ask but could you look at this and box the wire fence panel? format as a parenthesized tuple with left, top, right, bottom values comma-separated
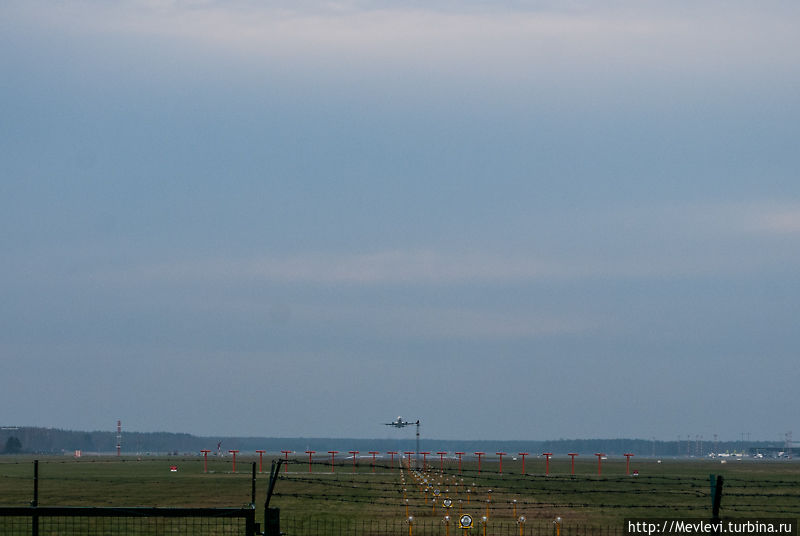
(282, 516, 623, 536)
(0, 516, 31, 535)
(0, 506, 257, 536)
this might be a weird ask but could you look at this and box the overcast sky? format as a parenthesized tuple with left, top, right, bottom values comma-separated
(2, 0, 798, 442)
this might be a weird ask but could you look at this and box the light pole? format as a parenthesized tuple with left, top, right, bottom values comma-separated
(256, 450, 265, 473)
(388, 451, 398, 471)
(281, 450, 292, 473)
(496, 452, 507, 474)
(369, 451, 379, 472)
(568, 453, 578, 475)
(543, 453, 553, 475)
(459, 513, 473, 534)
(349, 451, 359, 473)
(420, 452, 430, 471)
(475, 452, 485, 473)
(305, 450, 315, 473)
(328, 451, 339, 473)
(455, 452, 465, 474)
(519, 452, 529, 475)
(229, 450, 239, 473)
(415, 420, 420, 469)
(624, 453, 635, 475)
(200, 450, 211, 473)
(554, 516, 562, 536)
(595, 453, 605, 476)
(437, 452, 447, 472)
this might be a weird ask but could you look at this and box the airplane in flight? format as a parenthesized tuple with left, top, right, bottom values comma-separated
(384, 416, 418, 428)
(383, 417, 422, 467)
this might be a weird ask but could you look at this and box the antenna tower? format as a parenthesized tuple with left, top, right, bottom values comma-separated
(116, 420, 122, 457)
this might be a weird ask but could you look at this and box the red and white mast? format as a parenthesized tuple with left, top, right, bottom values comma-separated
(116, 420, 122, 457)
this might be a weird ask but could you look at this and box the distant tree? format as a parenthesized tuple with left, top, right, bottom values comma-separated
(2, 436, 23, 454)
(81, 433, 95, 451)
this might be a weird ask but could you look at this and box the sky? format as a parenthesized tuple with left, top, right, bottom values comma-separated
(1, 0, 799, 443)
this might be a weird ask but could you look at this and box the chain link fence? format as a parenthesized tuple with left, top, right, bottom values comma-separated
(0, 506, 257, 536)
(282, 515, 622, 536)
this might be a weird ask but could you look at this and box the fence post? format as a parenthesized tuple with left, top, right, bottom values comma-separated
(712, 475, 723, 524)
(265, 508, 280, 536)
(245, 504, 257, 536)
(32, 460, 39, 536)
(252, 463, 257, 506)
(264, 459, 283, 536)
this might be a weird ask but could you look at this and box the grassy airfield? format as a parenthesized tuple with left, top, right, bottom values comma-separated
(1, 455, 798, 532)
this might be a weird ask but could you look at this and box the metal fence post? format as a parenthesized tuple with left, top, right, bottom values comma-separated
(246, 504, 257, 536)
(712, 475, 724, 524)
(264, 459, 282, 536)
(264, 507, 280, 536)
(252, 462, 257, 506)
(32, 460, 39, 536)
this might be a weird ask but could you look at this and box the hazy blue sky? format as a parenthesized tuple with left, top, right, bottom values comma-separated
(2, 0, 798, 442)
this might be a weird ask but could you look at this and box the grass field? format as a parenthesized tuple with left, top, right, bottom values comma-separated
(1, 455, 798, 534)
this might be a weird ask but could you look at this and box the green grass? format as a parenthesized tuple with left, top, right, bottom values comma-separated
(274, 457, 800, 524)
(0, 456, 255, 508)
(2, 455, 799, 532)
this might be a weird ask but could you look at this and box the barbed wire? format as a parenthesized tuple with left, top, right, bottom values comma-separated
(277, 471, 800, 493)
(275, 484, 797, 504)
(272, 491, 713, 510)
(274, 490, 800, 515)
(277, 475, 711, 498)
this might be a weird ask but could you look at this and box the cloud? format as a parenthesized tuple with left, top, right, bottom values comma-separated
(113, 250, 560, 285)
(668, 201, 800, 236)
(752, 206, 800, 234)
(81, 200, 800, 289)
(296, 302, 599, 340)
(8, 0, 798, 80)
